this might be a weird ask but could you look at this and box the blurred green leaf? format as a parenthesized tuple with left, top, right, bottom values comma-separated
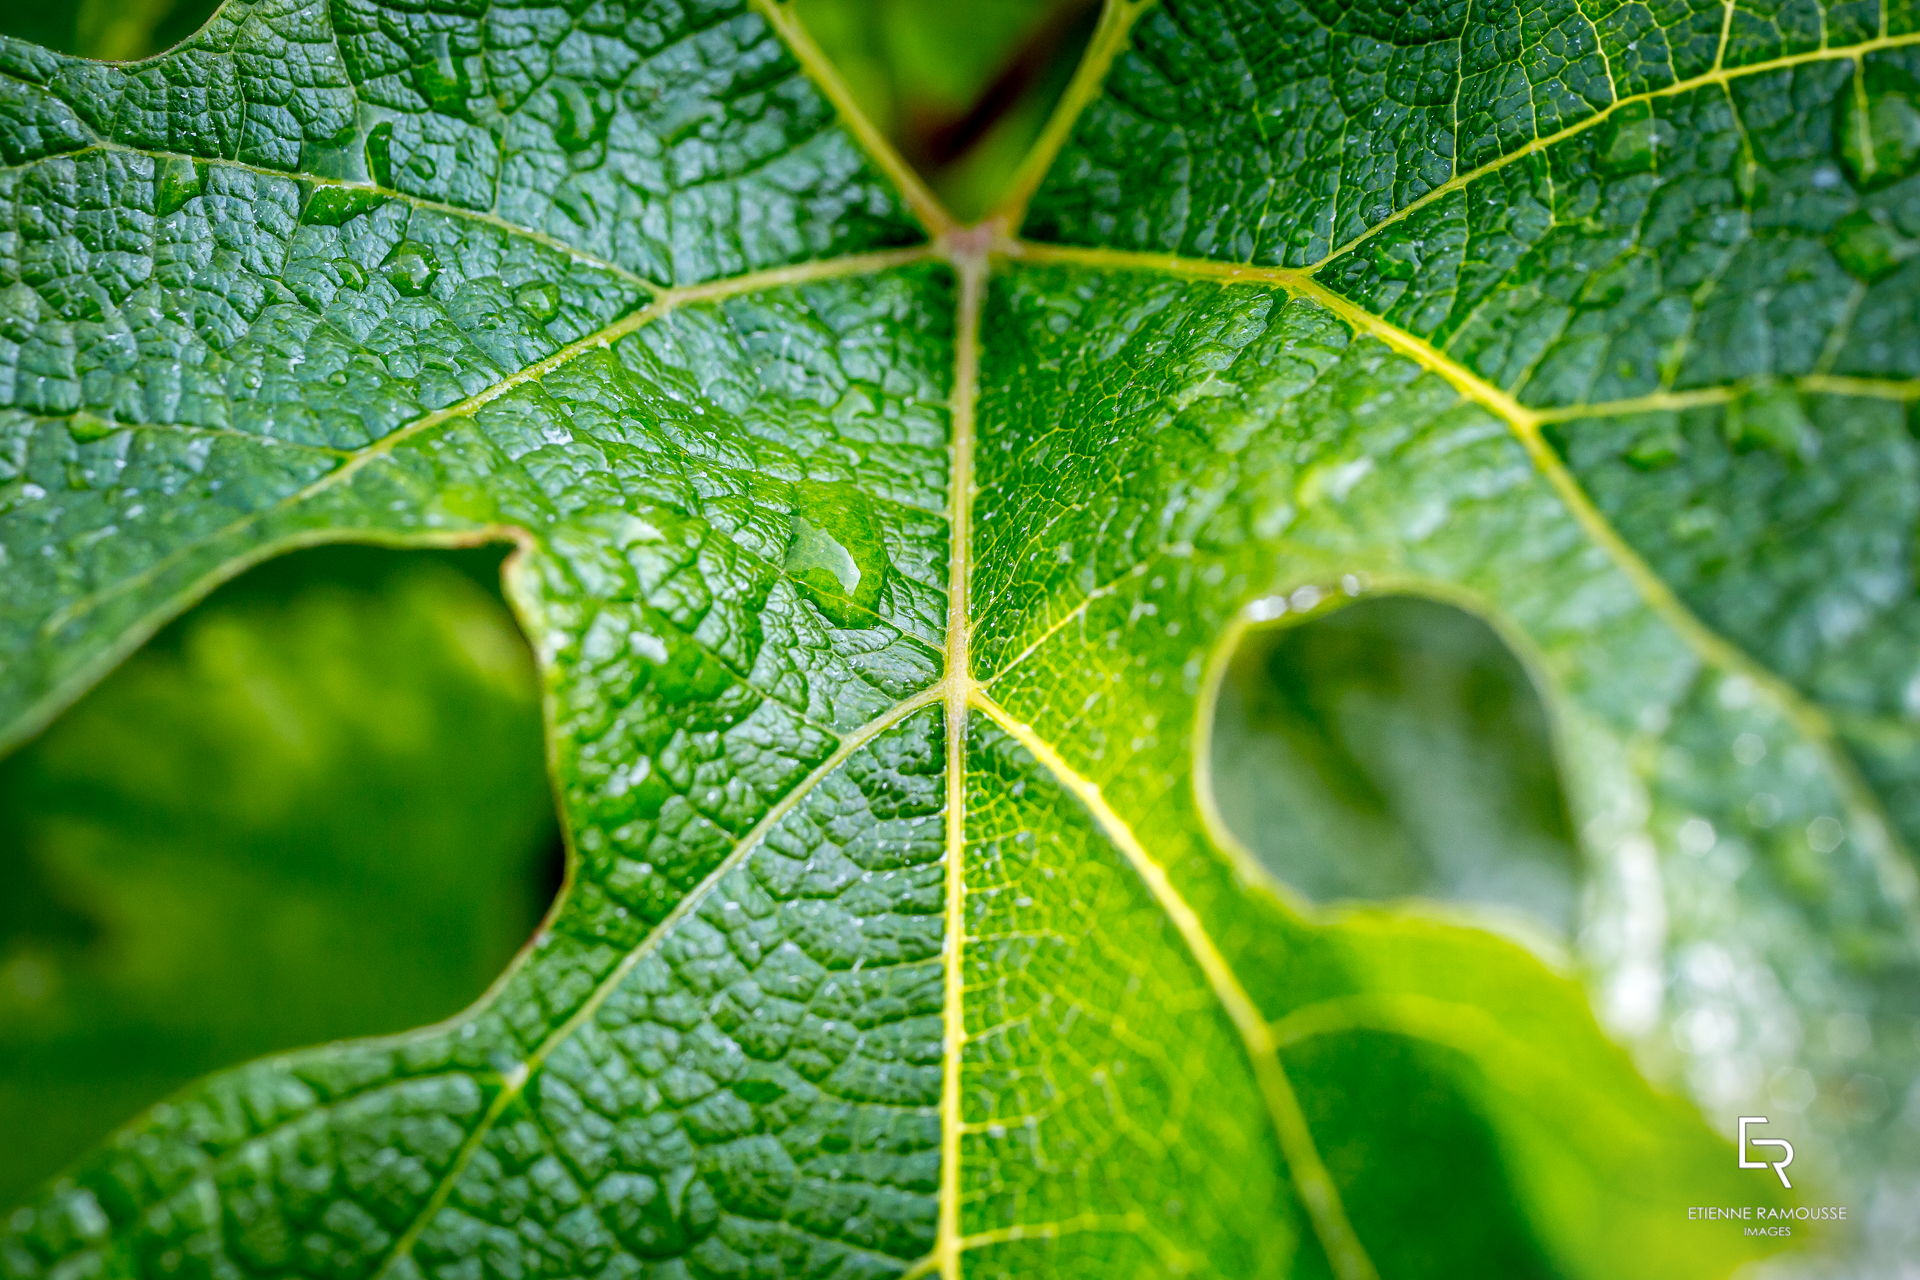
(1211, 594, 1582, 937)
(0, 549, 558, 1205)
(0, 0, 216, 60)
(793, 0, 1095, 219)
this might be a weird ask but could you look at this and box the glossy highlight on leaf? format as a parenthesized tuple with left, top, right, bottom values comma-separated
(1, 0, 1917, 1277)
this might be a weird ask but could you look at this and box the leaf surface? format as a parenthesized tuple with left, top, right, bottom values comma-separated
(2, 0, 1916, 1276)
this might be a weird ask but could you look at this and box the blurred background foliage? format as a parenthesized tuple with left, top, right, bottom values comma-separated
(0, 0, 216, 64)
(791, 0, 1097, 219)
(1210, 596, 1582, 938)
(0, 548, 562, 1205)
(0, 0, 1576, 1211)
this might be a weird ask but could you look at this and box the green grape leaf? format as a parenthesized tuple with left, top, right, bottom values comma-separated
(2, 0, 1916, 1277)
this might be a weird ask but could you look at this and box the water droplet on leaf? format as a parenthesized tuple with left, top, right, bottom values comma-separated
(1366, 240, 1417, 281)
(153, 155, 202, 217)
(603, 1169, 718, 1259)
(550, 187, 592, 229)
(515, 281, 561, 323)
(732, 1076, 785, 1104)
(782, 481, 890, 627)
(411, 32, 474, 118)
(66, 412, 120, 444)
(1723, 383, 1817, 461)
(382, 240, 442, 297)
(363, 121, 396, 189)
(1596, 103, 1658, 176)
(1624, 418, 1685, 468)
(1838, 77, 1920, 189)
(1831, 207, 1913, 282)
(301, 186, 385, 227)
(552, 81, 612, 163)
(300, 105, 389, 185)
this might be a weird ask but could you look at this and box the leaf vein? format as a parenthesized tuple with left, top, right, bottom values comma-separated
(1314, 30, 1920, 273)
(968, 689, 1380, 1280)
(367, 686, 944, 1279)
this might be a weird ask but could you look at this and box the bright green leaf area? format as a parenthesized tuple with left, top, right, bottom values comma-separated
(1, 0, 1918, 1277)
(0, 548, 559, 1208)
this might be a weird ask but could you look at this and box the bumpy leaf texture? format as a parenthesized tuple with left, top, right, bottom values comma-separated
(1, 0, 1916, 1277)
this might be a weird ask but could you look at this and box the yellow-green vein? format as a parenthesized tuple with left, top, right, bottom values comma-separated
(750, 0, 954, 236)
(995, 0, 1158, 228)
(9, 243, 934, 759)
(970, 689, 1381, 1280)
(930, 226, 989, 1280)
(1315, 30, 1920, 272)
(367, 685, 945, 1280)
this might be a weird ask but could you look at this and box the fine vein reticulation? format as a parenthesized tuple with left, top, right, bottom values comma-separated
(3, 0, 1918, 1277)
